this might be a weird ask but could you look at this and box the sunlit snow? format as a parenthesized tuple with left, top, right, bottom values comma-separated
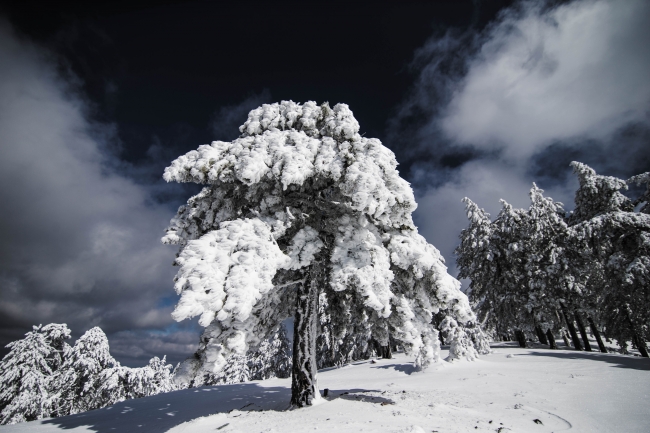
(2, 343, 648, 433)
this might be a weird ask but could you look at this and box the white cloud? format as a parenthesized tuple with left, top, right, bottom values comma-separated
(405, 0, 650, 275)
(0, 20, 183, 364)
(413, 159, 573, 276)
(440, 0, 650, 160)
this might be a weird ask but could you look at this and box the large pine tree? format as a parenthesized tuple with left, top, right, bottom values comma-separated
(163, 101, 477, 406)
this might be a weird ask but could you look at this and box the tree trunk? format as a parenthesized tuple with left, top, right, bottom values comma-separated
(291, 262, 322, 407)
(573, 313, 592, 352)
(561, 329, 572, 348)
(587, 317, 607, 353)
(515, 330, 526, 348)
(625, 312, 649, 358)
(545, 329, 557, 349)
(535, 326, 549, 345)
(383, 343, 392, 359)
(560, 302, 582, 351)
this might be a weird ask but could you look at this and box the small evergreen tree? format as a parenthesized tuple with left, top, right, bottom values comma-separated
(0, 324, 70, 425)
(249, 324, 292, 380)
(98, 356, 176, 406)
(49, 327, 118, 416)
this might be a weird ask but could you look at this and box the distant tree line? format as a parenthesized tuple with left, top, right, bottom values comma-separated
(457, 162, 650, 357)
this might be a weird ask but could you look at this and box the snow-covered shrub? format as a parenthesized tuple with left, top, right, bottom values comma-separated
(440, 317, 479, 362)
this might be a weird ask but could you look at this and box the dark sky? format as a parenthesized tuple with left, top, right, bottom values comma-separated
(4, 0, 512, 165)
(0, 0, 648, 366)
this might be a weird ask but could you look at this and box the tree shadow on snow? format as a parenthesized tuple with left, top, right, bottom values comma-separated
(41, 382, 292, 433)
(325, 389, 395, 405)
(521, 350, 650, 371)
(39, 383, 393, 432)
(370, 362, 417, 375)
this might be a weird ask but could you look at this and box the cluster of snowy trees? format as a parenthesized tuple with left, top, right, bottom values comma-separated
(175, 322, 292, 387)
(163, 101, 488, 407)
(457, 162, 650, 357)
(0, 324, 174, 425)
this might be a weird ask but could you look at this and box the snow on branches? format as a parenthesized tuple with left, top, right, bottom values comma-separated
(172, 218, 290, 327)
(163, 101, 478, 403)
(458, 162, 650, 356)
(0, 325, 175, 425)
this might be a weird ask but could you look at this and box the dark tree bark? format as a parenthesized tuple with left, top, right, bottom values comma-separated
(626, 312, 649, 358)
(515, 330, 527, 348)
(291, 261, 322, 407)
(573, 313, 592, 352)
(382, 344, 392, 359)
(535, 326, 549, 345)
(545, 329, 557, 349)
(560, 302, 583, 351)
(587, 317, 607, 353)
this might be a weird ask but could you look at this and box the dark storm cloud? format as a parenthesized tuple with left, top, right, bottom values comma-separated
(391, 0, 650, 276)
(0, 20, 195, 365)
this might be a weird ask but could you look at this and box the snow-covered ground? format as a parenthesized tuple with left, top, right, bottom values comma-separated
(2, 343, 648, 433)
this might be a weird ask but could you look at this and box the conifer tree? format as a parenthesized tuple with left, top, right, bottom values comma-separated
(98, 356, 176, 406)
(0, 325, 68, 425)
(628, 172, 650, 214)
(49, 327, 118, 416)
(457, 185, 572, 346)
(249, 324, 292, 380)
(163, 101, 476, 406)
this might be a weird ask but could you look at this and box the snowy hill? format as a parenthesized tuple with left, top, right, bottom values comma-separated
(2, 344, 648, 433)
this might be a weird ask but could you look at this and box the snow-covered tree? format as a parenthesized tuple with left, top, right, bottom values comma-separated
(163, 101, 476, 406)
(0, 324, 70, 425)
(457, 185, 576, 346)
(628, 172, 650, 214)
(459, 162, 649, 356)
(249, 324, 291, 380)
(567, 163, 650, 356)
(49, 327, 118, 416)
(98, 356, 176, 406)
(568, 161, 634, 225)
(1, 323, 176, 424)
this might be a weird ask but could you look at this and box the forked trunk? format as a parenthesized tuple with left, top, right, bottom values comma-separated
(291, 261, 322, 407)
(574, 313, 592, 352)
(587, 317, 608, 353)
(560, 302, 583, 351)
(545, 329, 557, 349)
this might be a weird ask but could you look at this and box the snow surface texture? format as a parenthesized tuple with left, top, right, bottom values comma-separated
(4, 344, 649, 433)
(162, 101, 477, 384)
